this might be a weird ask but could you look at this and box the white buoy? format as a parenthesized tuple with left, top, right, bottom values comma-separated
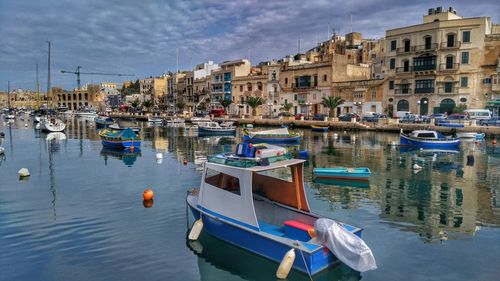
(156, 153, 163, 159)
(413, 163, 422, 170)
(24, 123, 28, 127)
(18, 168, 30, 177)
(188, 219, 204, 241)
(333, 133, 338, 139)
(0, 146, 5, 154)
(276, 248, 296, 279)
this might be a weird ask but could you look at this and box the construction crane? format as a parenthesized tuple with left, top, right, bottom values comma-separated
(60, 66, 134, 90)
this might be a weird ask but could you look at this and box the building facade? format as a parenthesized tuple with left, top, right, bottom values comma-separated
(209, 59, 251, 110)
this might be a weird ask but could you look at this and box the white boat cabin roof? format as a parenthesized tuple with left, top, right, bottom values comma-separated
(410, 130, 439, 138)
(207, 158, 305, 172)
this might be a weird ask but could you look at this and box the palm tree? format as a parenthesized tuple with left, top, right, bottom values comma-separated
(142, 99, 153, 111)
(280, 101, 293, 116)
(176, 101, 186, 113)
(219, 99, 233, 115)
(321, 96, 344, 118)
(246, 96, 264, 116)
(131, 98, 140, 109)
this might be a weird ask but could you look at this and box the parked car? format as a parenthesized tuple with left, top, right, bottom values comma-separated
(446, 113, 469, 120)
(430, 113, 447, 121)
(313, 113, 327, 121)
(278, 112, 292, 117)
(362, 113, 387, 122)
(209, 109, 225, 117)
(479, 117, 500, 126)
(339, 113, 360, 122)
(400, 113, 418, 123)
(294, 113, 305, 120)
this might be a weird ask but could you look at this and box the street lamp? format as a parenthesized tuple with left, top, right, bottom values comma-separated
(267, 102, 272, 118)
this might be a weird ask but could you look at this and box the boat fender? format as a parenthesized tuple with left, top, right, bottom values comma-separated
(413, 164, 422, 170)
(18, 168, 30, 177)
(276, 248, 295, 279)
(188, 219, 204, 241)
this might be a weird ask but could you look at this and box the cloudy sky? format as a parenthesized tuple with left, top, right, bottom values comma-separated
(0, 0, 498, 91)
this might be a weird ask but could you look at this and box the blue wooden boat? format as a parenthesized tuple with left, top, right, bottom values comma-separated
(311, 125, 329, 132)
(99, 128, 141, 150)
(95, 116, 114, 128)
(186, 143, 376, 275)
(313, 167, 371, 181)
(400, 130, 460, 148)
(243, 128, 301, 143)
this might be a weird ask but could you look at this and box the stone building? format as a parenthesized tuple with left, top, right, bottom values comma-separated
(52, 84, 104, 111)
(383, 6, 500, 116)
(209, 59, 251, 111)
(0, 89, 45, 109)
(231, 67, 268, 116)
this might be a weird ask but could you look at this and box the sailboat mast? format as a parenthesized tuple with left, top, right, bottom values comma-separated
(36, 63, 40, 107)
(7, 80, 11, 109)
(47, 41, 51, 108)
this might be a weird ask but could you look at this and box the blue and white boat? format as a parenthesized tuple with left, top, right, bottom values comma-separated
(99, 128, 141, 150)
(95, 116, 114, 128)
(186, 143, 376, 276)
(400, 130, 460, 148)
(311, 125, 329, 132)
(313, 167, 371, 181)
(243, 128, 301, 143)
(198, 121, 236, 135)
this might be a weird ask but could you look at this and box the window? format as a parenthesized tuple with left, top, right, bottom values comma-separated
(483, 77, 492, 84)
(257, 82, 263, 91)
(205, 168, 240, 195)
(371, 89, 377, 99)
(461, 52, 469, 64)
(462, 31, 471, 43)
(415, 79, 435, 93)
(389, 80, 395, 90)
(285, 78, 288, 85)
(390, 58, 396, 70)
(240, 85, 243, 92)
(424, 36, 432, 49)
(294, 95, 297, 101)
(445, 56, 454, 69)
(444, 82, 453, 93)
(460, 77, 468, 87)
(323, 74, 327, 81)
(247, 82, 252, 91)
(390, 40, 397, 51)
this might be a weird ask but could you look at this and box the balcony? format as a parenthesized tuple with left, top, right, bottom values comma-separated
(396, 66, 412, 73)
(394, 88, 412, 95)
(292, 83, 314, 91)
(413, 64, 436, 72)
(396, 46, 415, 54)
(440, 41, 461, 49)
(414, 43, 438, 52)
(439, 63, 459, 71)
(415, 87, 435, 94)
(438, 87, 458, 95)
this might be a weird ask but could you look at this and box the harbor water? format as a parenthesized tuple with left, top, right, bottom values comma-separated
(1, 118, 499, 281)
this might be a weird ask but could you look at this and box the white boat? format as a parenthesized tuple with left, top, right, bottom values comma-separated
(190, 116, 211, 125)
(75, 111, 98, 119)
(148, 115, 163, 124)
(166, 118, 185, 124)
(34, 116, 41, 123)
(198, 121, 236, 134)
(40, 117, 66, 132)
(4, 114, 15, 119)
(60, 110, 74, 117)
(456, 132, 485, 139)
(0, 146, 5, 155)
(46, 132, 67, 142)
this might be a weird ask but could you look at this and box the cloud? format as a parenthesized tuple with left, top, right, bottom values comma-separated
(0, 0, 498, 91)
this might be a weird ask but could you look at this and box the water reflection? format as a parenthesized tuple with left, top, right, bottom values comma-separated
(100, 147, 142, 167)
(188, 232, 361, 281)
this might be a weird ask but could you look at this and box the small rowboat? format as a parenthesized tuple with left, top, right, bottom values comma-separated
(313, 167, 371, 181)
(95, 116, 114, 127)
(243, 128, 301, 143)
(99, 128, 141, 150)
(311, 125, 329, 132)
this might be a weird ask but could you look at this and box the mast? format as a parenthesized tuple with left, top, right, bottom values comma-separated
(47, 41, 51, 108)
(7, 80, 11, 109)
(36, 63, 40, 107)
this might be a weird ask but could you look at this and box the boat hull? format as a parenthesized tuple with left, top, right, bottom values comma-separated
(313, 168, 371, 181)
(400, 133, 460, 148)
(101, 139, 140, 149)
(311, 126, 329, 132)
(243, 134, 301, 143)
(40, 119, 66, 132)
(198, 127, 236, 135)
(187, 200, 342, 275)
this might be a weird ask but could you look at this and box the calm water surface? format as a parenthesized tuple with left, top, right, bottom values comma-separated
(1, 117, 499, 281)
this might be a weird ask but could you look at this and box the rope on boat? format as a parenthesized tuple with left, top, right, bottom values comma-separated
(296, 241, 314, 281)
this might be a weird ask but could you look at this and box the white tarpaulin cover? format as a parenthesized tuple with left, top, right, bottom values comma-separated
(314, 218, 377, 272)
(248, 128, 289, 137)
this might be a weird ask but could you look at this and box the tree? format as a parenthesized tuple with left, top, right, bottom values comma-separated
(280, 101, 293, 115)
(131, 98, 140, 108)
(142, 99, 153, 110)
(176, 101, 186, 113)
(219, 99, 233, 115)
(246, 96, 264, 116)
(453, 104, 467, 114)
(321, 96, 344, 118)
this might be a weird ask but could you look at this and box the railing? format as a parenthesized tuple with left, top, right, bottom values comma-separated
(413, 64, 436, 71)
(396, 66, 412, 73)
(439, 63, 460, 71)
(292, 83, 315, 89)
(437, 87, 457, 95)
(396, 46, 415, 54)
(395, 88, 412, 95)
(415, 43, 438, 52)
(414, 88, 435, 94)
(440, 41, 461, 49)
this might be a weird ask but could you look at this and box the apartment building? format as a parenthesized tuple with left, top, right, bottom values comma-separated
(209, 59, 251, 111)
(232, 67, 268, 116)
(383, 6, 499, 116)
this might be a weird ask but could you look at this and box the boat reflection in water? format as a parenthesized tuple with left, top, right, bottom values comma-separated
(100, 147, 142, 167)
(313, 178, 370, 189)
(187, 232, 360, 281)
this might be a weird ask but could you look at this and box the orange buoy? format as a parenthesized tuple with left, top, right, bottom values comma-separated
(493, 139, 497, 145)
(143, 199, 154, 208)
(143, 189, 154, 200)
(183, 159, 188, 165)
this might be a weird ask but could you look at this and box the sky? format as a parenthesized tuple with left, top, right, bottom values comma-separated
(0, 0, 498, 92)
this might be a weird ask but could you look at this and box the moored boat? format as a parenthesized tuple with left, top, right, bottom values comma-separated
(186, 143, 376, 275)
(313, 167, 371, 181)
(198, 121, 236, 135)
(95, 116, 114, 127)
(109, 123, 141, 133)
(400, 130, 460, 148)
(456, 132, 485, 139)
(99, 128, 141, 150)
(75, 111, 98, 119)
(243, 128, 301, 143)
(311, 125, 329, 132)
(148, 115, 163, 124)
(40, 117, 66, 132)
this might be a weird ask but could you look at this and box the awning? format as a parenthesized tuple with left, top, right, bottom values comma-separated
(486, 100, 500, 105)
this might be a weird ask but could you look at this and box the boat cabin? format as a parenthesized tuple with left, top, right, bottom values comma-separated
(410, 130, 440, 139)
